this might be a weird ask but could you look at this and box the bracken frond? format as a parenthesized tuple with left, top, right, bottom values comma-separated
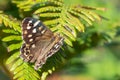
(1, 14, 62, 80)
(33, 2, 103, 46)
(0, 12, 21, 33)
(0, 0, 105, 80)
(12, 0, 104, 46)
(6, 53, 40, 80)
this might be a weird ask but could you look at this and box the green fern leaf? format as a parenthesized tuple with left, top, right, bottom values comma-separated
(2, 35, 21, 42)
(12, 0, 63, 12)
(8, 42, 22, 51)
(40, 13, 60, 17)
(2, 29, 19, 34)
(6, 51, 19, 64)
(0, 13, 21, 33)
(6, 52, 40, 80)
(44, 18, 60, 26)
(68, 9, 93, 25)
(34, 6, 62, 14)
(10, 59, 23, 71)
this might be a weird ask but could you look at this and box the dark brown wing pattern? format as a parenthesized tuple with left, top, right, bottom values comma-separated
(20, 17, 64, 70)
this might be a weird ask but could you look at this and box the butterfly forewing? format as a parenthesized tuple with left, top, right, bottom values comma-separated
(20, 17, 64, 70)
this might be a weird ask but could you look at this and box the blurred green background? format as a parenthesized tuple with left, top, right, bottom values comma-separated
(0, 0, 120, 80)
(63, 0, 120, 80)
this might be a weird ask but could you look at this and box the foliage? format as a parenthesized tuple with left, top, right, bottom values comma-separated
(0, 0, 118, 80)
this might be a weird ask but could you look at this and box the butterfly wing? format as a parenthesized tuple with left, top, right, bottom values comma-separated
(34, 34, 63, 70)
(20, 17, 64, 70)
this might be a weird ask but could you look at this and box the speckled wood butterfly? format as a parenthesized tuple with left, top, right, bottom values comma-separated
(20, 17, 64, 70)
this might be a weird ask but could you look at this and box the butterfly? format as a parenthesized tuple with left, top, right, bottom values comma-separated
(20, 17, 64, 70)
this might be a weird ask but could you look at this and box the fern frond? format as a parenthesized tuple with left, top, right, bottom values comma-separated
(0, 11, 57, 80)
(68, 9, 93, 25)
(68, 5, 103, 24)
(12, 0, 103, 47)
(12, 0, 63, 11)
(0, 13, 21, 33)
(75, 5, 106, 11)
(10, 60, 40, 80)
(6, 51, 20, 64)
(1, 17, 40, 79)
(6, 51, 40, 80)
(64, 10, 84, 32)
(2, 29, 22, 52)
(12, 0, 35, 11)
(0, 0, 105, 80)
(32, 2, 103, 46)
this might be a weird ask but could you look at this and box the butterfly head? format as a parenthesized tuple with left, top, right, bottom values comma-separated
(22, 17, 39, 29)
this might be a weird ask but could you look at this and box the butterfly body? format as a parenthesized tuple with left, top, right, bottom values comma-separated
(20, 17, 64, 70)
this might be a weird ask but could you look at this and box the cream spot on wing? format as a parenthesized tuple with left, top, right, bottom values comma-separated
(27, 50, 30, 53)
(32, 28, 37, 33)
(39, 26, 42, 31)
(41, 29, 46, 34)
(31, 44, 36, 48)
(26, 20, 33, 29)
(27, 26, 31, 29)
(23, 30, 27, 34)
(24, 51, 30, 56)
(27, 54, 33, 60)
(29, 38, 33, 42)
(28, 34, 32, 38)
(34, 20, 40, 27)
(59, 38, 64, 44)
(29, 20, 32, 23)
(54, 44, 59, 49)
(26, 44, 29, 47)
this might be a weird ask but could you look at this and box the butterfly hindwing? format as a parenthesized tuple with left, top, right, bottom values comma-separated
(34, 35, 63, 69)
